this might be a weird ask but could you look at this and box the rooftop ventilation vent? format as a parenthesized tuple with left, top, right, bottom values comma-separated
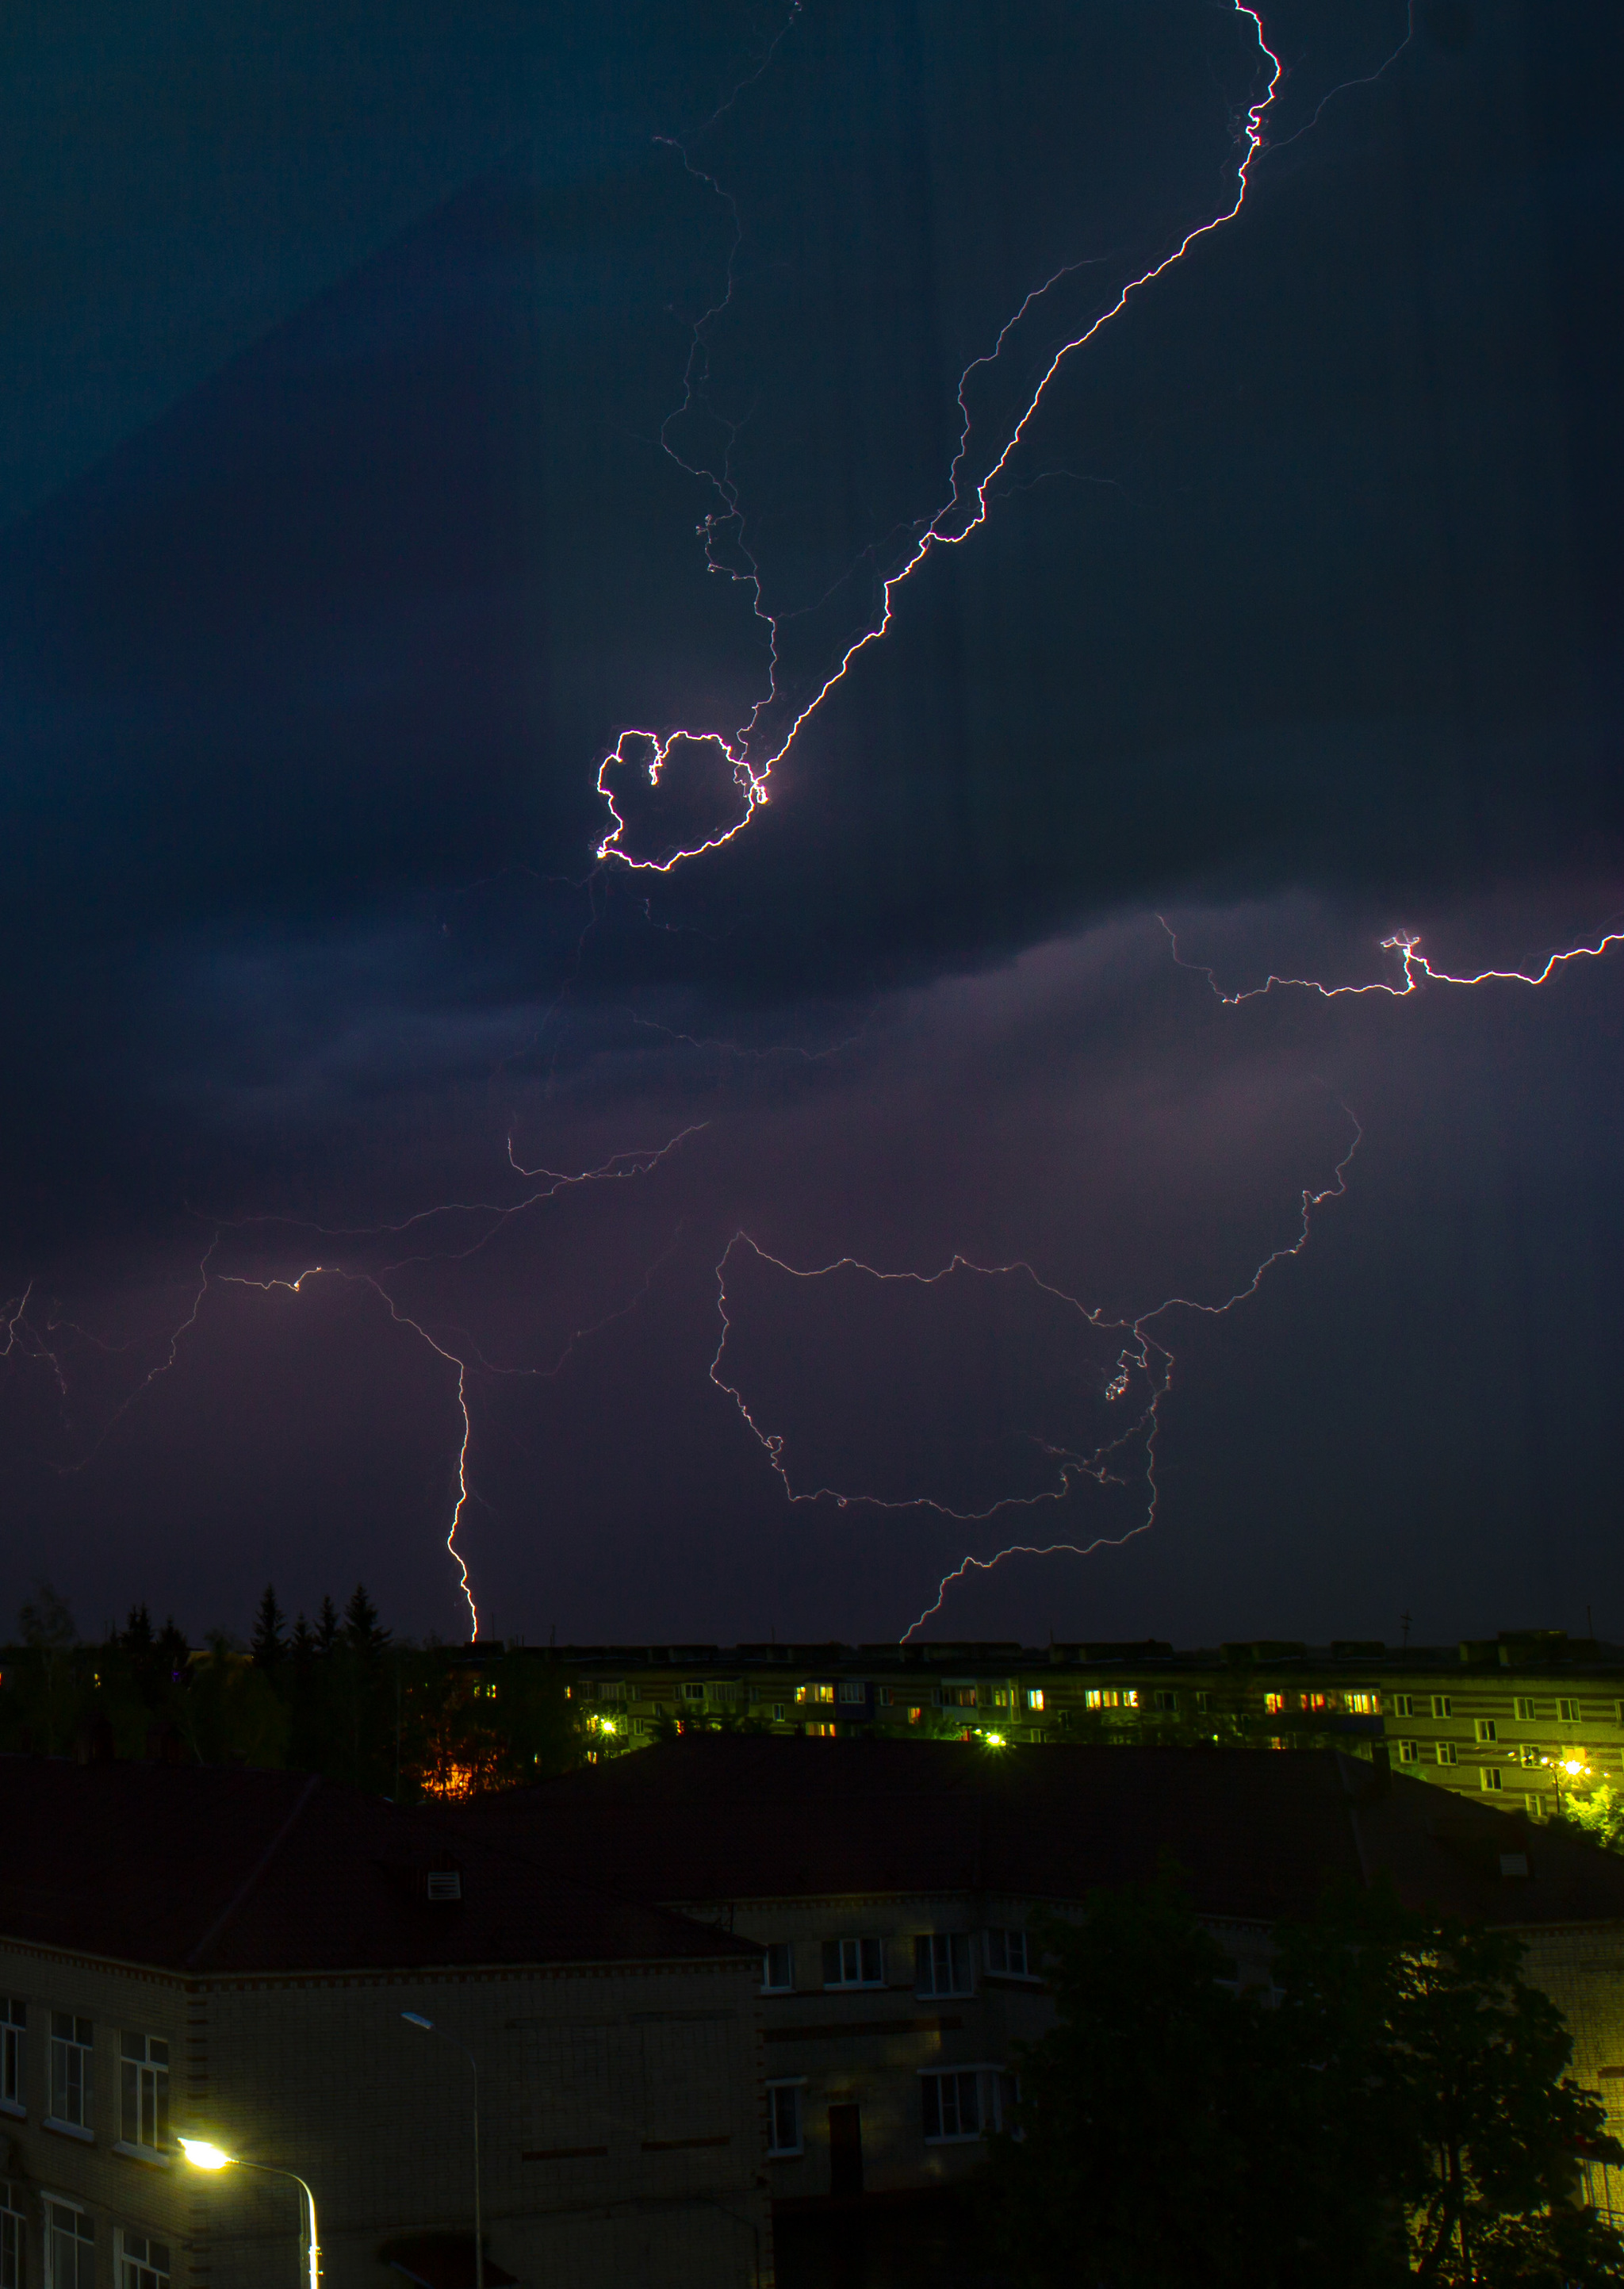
(425, 1869, 463, 1903)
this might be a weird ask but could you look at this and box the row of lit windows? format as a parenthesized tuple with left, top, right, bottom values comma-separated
(2, 2180, 168, 2289)
(0, 2005, 168, 2158)
(764, 2069, 1017, 2157)
(579, 1677, 1048, 1713)
(760, 1928, 1036, 1996)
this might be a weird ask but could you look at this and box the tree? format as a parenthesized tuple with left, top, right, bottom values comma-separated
(343, 1582, 390, 1657)
(122, 1603, 154, 1655)
(17, 1581, 79, 1752)
(314, 1595, 340, 1653)
(251, 1584, 286, 1671)
(982, 1874, 1624, 2289)
(1561, 1777, 1624, 1856)
(1390, 1916, 1624, 2282)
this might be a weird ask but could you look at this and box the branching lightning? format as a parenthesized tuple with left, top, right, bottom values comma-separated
(596, 2, 1295, 868)
(0, 1131, 703, 1637)
(1162, 917, 1624, 1003)
(710, 1109, 1361, 1639)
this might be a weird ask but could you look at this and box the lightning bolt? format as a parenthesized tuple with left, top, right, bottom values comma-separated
(1161, 916, 1624, 1002)
(596, 2, 1416, 870)
(708, 1108, 1360, 1639)
(2, 1132, 703, 1638)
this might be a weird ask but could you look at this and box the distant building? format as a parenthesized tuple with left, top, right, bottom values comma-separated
(473, 1627, 1624, 1814)
(462, 1732, 1624, 2231)
(0, 1757, 768, 2289)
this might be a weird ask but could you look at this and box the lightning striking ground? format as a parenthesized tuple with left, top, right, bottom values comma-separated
(596, 2, 1299, 868)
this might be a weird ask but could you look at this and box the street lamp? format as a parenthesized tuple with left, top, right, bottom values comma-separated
(178, 2139, 320, 2289)
(400, 2014, 484, 2289)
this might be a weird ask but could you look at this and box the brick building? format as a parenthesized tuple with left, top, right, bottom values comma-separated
(0, 1758, 771, 2289)
(465, 1732, 1624, 2231)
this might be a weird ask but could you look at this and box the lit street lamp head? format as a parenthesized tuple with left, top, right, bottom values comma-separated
(400, 2011, 435, 2031)
(178, 2140, 234, 2172)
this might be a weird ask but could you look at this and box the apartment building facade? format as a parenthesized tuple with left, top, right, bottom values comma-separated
(464, 1732, 1624, 2229)
(509, 1627, 1624, 1815)
(0, 1756, 771, 2289)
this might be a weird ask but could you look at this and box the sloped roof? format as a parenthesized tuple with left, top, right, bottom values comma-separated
(466, 1735, 1624, 1927)
(0, 1754, 753, 1975)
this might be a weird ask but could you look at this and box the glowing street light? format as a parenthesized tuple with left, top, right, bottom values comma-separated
(178, 2140, 320, 2289)
(982, 1731, 1006, 1749)
(399, 2014, 484, 2289)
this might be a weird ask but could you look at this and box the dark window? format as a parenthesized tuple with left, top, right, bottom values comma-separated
(822, 1938, 884, 1988)
(761, 1942, 793, 1993)
(915, 1934, 973, 1997)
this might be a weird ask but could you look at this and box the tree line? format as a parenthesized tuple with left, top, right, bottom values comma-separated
(0, 1580, 584, 1798)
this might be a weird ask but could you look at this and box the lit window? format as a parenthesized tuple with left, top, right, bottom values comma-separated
(119, 2234, 170, 2289)
(1025, 1689, 1044, 1712)
(1437, 1743, 1458, 1766)
(1122, 1689, 1139, 1709)
(795, 1684, 835, 1705)
(837, 1682, 865, 1704)
(805, 1722, 837, 1739)
(1345, 1692, 1379, 1716)
(119, 2033, 169, 2153)
(761, 1942, 793, 1995)
(1480, 1767, 1503, 1792)
(766, 2081, 803, 2157)
(822, 1938, 884, 1989)
(1085, 1689, 1133, 1711)
(906, 1707, 924, 1724)
(1514, 1697, 1538, 1721)
(1431, 1697, 1453, 1720)
(1396, 1740, 1420, 1764)
(2, 2180, 23, 2289)
(920, 2069, 1016, 2143)
(1559, 1699, 1580, 1723)
(1475, 1719, 1497, 1744)
(991, 1690, 1014, 1709)
(1300, 1693, 1328, 1713)
(44, 2201, 92, 2289)
(1262, 1693, 1285, 1716)
(1521, 1744, 1543, 1768)
(915, 1934, 973, 1998)
(1, 2001, 24, 2115)
(49, 2015, 93, 2132)
(984, 1929, 1034, 1979)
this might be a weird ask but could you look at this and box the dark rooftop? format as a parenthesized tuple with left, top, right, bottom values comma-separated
(0, 1756, 753, 1976)
(465, 1734, 1624, 1929)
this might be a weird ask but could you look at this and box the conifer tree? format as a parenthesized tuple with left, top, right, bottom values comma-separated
(343, 1582, 390, 1657)
(315, 1595, 340, 1653)
(251, 1584, 286, 1670)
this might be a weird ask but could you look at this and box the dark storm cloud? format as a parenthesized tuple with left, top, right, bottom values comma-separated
(1, 0, 1620, 1643)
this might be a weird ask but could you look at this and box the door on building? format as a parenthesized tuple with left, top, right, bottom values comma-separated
(827, 2102, 864, 2198)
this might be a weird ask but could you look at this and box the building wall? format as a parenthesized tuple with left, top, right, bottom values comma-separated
(0, 1940, 771, 2289)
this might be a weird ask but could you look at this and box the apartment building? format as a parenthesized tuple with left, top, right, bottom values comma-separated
(514, 1627, 1624, 1815)
(462, 1731, 1624, 2230)
(0, 1754, 770, 2289)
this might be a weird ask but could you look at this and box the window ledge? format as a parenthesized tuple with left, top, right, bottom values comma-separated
(0, 2100, 25, 2120)
(112, 2141, 171, 2168)
(43, 2118, 93, 2143)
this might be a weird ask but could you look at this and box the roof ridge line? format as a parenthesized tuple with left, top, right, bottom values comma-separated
(183, 1772, 322, 1971)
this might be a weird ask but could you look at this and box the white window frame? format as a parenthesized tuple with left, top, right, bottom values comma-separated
(1437, 1742, 1458, 1766)
(1, 2179, 24, 2289)
(117, 2230, 170, 2289)
(760, 1942, 793, 1995)
(1515, 1697, 1538, 1721)
(1480, 1766, 1503, 1792)
(1431, 1696, 1453, 1720)
(983, 1928, 1037, 1980)
(47, 2017, 93, 2138)
(1559, 1699, 1580, 1723)
(918, 2065, 1015, 2144)
(43, 2199, 92, 2289)
(1, 2002, 25, 2118)
(1151, 1689, 1178, 1713)
(1391, 1694, 1415, 1718)
(837, 1681, 865, 1705)
(915, 1934, 974, 1999)
(822, 1938, 885, 1989)
(1396, 1739, 1421, 1765)
(117, 2034, 170, 2158)
(1476, 1719, 1498, 1744)
(678, 1682, 705, 1703)
(765, 2079, 806, 2157)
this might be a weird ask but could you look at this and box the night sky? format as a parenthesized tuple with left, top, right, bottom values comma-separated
(2, 0, 1621, 1648)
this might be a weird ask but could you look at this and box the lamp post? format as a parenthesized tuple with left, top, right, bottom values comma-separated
(178, 2140, 320, 2289)
(400, 2013, 484, 2289)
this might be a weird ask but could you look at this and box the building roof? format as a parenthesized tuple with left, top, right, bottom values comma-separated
(466, 1734, 1624, 1927)
(0, 1754, 754, 1976)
